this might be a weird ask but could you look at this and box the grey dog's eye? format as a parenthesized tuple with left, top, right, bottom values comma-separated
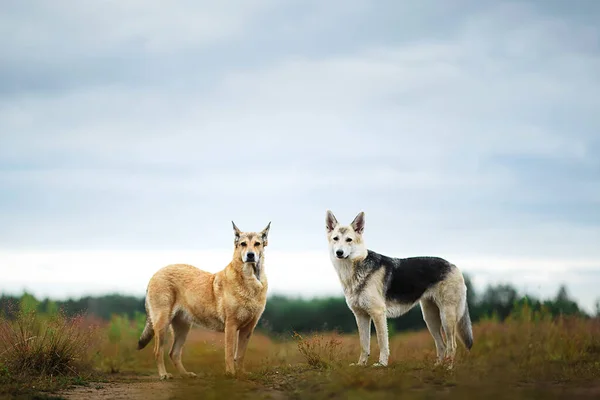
(333, 237, 339, 241)
(346, 238, 352, 242)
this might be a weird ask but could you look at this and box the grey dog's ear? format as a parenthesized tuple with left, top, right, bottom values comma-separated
(232, 221, 241, 244)
(326, 210, 338, 233)
(350, 211, 365, 235)
(261, 222, 271, 246)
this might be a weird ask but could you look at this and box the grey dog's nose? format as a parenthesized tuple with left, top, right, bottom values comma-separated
(246, 252, 255, 261)
(336, 250, 344, 257)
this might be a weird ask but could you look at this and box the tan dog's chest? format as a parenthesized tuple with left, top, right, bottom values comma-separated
(233, 299, 266, 326)
(178, 279, 267, 331)
(224, 284, 268, 327)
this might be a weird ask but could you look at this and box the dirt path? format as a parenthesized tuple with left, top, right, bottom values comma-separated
(57, 374, 289, 400)
(56, 369, 600, 400)
(58, 377, 177, 400)
(56, 378, 600, 400)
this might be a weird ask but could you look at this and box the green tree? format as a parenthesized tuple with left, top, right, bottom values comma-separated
(19, 292, 39, 314)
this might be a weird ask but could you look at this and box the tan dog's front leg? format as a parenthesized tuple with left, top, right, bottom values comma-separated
(224, 319, 238, 375)
(235, 317, 259, 375)
(233, 330, 239, 362)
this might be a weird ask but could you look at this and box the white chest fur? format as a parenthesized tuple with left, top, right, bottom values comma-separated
(331, 257, 358, 295)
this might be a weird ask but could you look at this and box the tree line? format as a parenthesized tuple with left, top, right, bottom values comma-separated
(1, 275, 597, 337)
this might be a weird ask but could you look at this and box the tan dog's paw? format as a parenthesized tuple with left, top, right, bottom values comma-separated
(159, 373, 173, 380)
(184, 372, 197, 378)
(225, 369, 236, 378)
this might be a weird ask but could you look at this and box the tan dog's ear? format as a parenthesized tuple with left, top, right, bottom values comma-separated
(232, 221, 241, 244)
(350, 211, 365, 235)
(326, 210, 338, 233)
(261, 222, 271, 246)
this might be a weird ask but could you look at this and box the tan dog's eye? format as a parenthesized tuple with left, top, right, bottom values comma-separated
(346, 238, 352, 242)
(240, 242, 247, 247)
(333, 237, 339, 241)
(255, 242, 261, 247)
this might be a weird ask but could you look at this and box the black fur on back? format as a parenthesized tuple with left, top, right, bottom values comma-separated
(359, 250, 453, 305)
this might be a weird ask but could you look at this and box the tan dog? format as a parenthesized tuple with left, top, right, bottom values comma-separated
(137, 221, 271, 379)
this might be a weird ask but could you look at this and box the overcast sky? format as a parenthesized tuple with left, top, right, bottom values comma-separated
(1, 1, 599, 312)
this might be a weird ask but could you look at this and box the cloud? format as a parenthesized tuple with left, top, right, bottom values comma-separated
(0, 1, 599, 308)
(0, 0, 277, 89)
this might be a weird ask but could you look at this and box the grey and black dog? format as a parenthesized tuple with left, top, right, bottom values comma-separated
(325, 210, 473, 369)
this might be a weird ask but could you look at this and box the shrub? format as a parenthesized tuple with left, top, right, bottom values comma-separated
(97, 312, 146, 373)
(0, 305, 98, 377)
(293, 332, 343, 369)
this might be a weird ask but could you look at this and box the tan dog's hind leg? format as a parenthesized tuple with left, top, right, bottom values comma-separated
(420, 299, 446, 366)
(224, 319, 238, 375)
(169, 314, 196, 378)
(152, 312, 172, 380)
(234, 317, 259, 375)
(371, 310, 389, 367)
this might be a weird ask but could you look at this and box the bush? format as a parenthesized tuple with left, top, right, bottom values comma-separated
(293, 332, 344, 369)
(97, 312, 146, 373)
(0, 304, 98, 377)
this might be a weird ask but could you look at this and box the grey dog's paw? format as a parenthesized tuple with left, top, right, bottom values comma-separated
(371, 362, 387, 367)
(349, 361, 367, 367)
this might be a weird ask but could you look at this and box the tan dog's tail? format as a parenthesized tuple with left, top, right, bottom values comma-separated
(137, 317, 154, 350)
(138, 296, 154, 350)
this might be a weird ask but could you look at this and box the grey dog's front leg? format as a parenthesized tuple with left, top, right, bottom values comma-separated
(371, 311, 389, 366)
(353, 311, 371, 366)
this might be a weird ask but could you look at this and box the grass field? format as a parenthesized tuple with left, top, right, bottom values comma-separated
(1, 305, 599, 399)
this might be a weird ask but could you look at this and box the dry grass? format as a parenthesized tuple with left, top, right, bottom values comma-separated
(96, 313, 146, 374)
(90, 311, 599, 399)
(0, 311, 98, 377)
(0, 308, 100, 399)
(293, 331, 345, 368)
(2, 307, 600, 399)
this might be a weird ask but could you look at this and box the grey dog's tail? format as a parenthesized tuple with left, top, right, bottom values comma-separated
(457, 301, 474, 350)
